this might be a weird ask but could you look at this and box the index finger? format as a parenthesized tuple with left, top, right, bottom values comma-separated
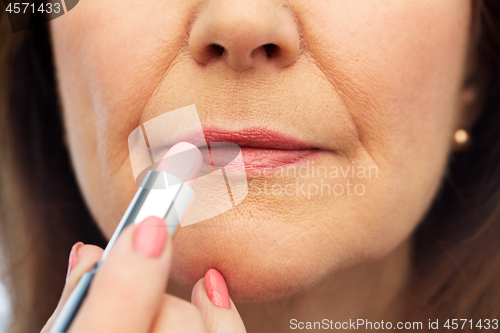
(69, 216, 172, 333)
(41, 244, 103, 333)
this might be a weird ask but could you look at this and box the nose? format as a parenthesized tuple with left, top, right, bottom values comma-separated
(188, 0, 301, 71)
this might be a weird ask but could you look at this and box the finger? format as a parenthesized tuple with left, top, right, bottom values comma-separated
(41, 243, 103, 333)
(191, 269, 246, 333)
(151, 294, 207, 333)
(70, 216, 172, 333)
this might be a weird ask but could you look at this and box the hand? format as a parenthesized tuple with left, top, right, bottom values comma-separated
(41, 216, 246, 333)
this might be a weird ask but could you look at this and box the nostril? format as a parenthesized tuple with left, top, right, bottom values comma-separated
(262, 43, 279, 58)
(207, 43, 225, 58)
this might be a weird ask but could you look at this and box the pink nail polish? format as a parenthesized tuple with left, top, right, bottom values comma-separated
(133, 216, 168, 257)
(205, 269, 231, 309)
(66, 242, 83, 282)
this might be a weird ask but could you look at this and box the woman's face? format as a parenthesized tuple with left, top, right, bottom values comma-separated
(50, 0, 472, 300)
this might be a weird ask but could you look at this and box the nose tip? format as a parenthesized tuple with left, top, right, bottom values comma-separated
(188, 0, 301, 71)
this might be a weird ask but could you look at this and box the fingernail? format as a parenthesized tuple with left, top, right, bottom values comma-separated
(205, 269, 231, 309)
(133, 216, 168, 257)
(66, 242, 83, 282)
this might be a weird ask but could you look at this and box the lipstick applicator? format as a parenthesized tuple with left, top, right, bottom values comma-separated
(50, 142, 203, 333)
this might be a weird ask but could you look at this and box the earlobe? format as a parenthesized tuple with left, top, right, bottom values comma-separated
(458, 85, 481, 130)
(452, 86, 478, 152)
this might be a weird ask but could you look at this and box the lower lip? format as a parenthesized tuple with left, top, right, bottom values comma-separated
(210, 147, 322, 174)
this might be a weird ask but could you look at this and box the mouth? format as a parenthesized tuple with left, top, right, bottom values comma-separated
(201, 127, 324, 174)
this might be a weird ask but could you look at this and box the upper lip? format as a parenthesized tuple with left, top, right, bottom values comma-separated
(199, 127, 315, 150)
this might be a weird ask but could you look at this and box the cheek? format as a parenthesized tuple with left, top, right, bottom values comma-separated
(301, 0, 470, 211)
(50, 1, 197, 235)
(301, 0, 470, 152)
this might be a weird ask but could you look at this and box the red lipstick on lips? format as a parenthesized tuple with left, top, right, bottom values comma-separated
(201, 127, 321, 173)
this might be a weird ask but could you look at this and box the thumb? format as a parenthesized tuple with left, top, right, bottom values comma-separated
(191, 269, 246, 333)
(41, 243, 103, 333)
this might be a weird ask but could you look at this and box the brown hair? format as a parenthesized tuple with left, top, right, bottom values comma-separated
(0, 1, 499, 332)
(0, 11, 106, 333)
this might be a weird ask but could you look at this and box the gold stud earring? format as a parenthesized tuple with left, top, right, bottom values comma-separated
(453, 129, 470, 151)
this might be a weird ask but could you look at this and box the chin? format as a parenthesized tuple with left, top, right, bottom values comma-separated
(168, 211, 358, 301)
